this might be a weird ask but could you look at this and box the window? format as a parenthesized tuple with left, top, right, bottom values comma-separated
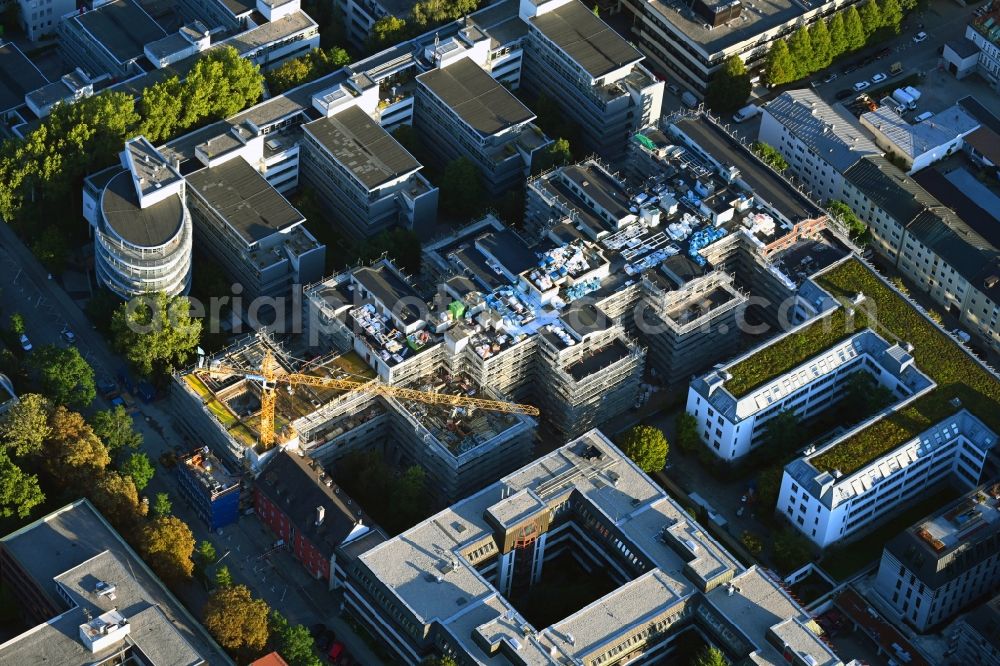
(797, 516, 805, 525)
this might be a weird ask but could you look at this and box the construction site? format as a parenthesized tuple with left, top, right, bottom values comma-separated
(172, 334, 536, 501)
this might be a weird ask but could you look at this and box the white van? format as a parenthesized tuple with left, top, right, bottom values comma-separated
(914, 111, 934, 122)
(732, 104, 761, 123)
(681, 91, 699, 109)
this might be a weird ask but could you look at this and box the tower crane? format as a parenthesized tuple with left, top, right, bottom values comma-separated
(204, 350, 540, 449)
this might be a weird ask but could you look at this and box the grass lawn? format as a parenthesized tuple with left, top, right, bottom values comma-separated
(183, 374, 212, 399)
(820, 484, 960, 581)
(509, 554, 618, 629)
(205, 397, 238, 428)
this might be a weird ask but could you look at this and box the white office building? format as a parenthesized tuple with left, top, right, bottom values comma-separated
(687, 328, 934, 461)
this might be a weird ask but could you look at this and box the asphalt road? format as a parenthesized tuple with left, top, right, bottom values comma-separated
(0, 222, 385, 665)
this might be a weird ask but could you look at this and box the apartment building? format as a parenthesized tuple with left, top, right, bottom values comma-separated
(688, 328, 935, 460)
(415, 54, 550, 196)
(964, 5, 1000, 91)
(873, 482, 1000, 632)
(83, 137, 193, 298)
(57, 0, 168, 80)
(621, 0, 864, 95)
(858, 103, 979, 174)
(18, 0, 75, 41)
(758, 89, 881, 204)
(300, 106, 438, 239)
(0, 499, 230, 664)
(335, 429, 849, 665)
(518, 0, 663, 161)
(175, 447, 242, 531)
(841, 154, 1000, 352)
(254, 449, 373, 585)
(949, 592, 1000, 666)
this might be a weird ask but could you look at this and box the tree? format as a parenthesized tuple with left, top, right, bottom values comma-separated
(392, 465, 428, 528)
(536, 137, 573, 173)
(675, 412, 702, 454)
(30, 345, 96, 408)
(271, 611, 321, 666)
(757, 464, 784, 508)
(121, 452, 155, 491)
(765, 39, 797, 86)
(751, 142, 788, 171)
(692, 645, 727, 666)
(705, 55, 751, 114)
(92, 471, 145, 529)
(181, 47, 263, 127)
(43, 407, 110, 487)
(203, 584, 270, 656)
(370, 15, 407, 49)
(741, 531, 764, 556)
(827, 200, 867, 240)
(439, 157, 484, 219)
(809, 19, 833, 71)
(890, 276, 909, 296)
(840, 371, 893, 417)
(197, 540, 218, 566)
(879, 0, 903, 34)
(0, 451, 44, 519)
(350, 227, 422, 275)
(773, 527, 812, 573)
(618, 425, 668, 473)
(139, 516, 196, 583)
(8, 313, 24, 336)
(215, 565, 234, 588)
(266, 47, 352, 94)
(0, 393, 51, 456)
(139, 77, 184, 143)
(927, 309, 943, 324)
(32, 226, 70, 273)
(828, 13, 848, 59)
(859, 0, 882, 38)
(152, 492, 173, 518)
(90, 405, 142, 457)
(422, 658, 458, 666)
(763, 410, 800, 456)
(787, 26, 815, 79)
(843, 6, 867, 51)
(111, 292, 202, 377)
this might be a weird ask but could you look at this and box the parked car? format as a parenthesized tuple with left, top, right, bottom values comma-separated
(914, 111, 935, 122)
(853, 81, 870, 91)
(667, 83, 681, 96)
(327, 641, 345, 663)
(913, 31, 927, 43)
(823, 72, 838, 83)
(871, 72, 887, 84)
(19, 334, 31, 352)
(60, 326, 76, 344)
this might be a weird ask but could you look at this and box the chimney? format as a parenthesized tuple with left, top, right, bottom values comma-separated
(315, 506, 325, 526)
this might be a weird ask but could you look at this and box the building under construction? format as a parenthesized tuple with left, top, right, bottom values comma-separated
(172, 334, 535, 501)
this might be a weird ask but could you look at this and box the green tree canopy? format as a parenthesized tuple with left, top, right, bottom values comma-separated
(879, 0, 903, 33)
(411, 0, 478, 27)
(843, 6, 867, 51)
(139, 515, 196, 583)
(43, 406, 111, 488)
(765, 39, 797, 86)
(0, 393, 51, 457)
(266, 46, 352, 94)
(787, 26, 815, 79)
(440, 157, 485, 219)
(139, 76, 184, 143)
(203, 584, 270, 657)
(30, 344, 96, 408)
(111, 292, 202, 377)
(535, 137, 573, 173)
(0, 450, 44, 519)
(181, 47, 263, 127)
(90, 405, 143, 457)
(8, 313, 24, 336)
(810, 19, 833, 71)
(751, 142, 788, 171)
(827, 200, 867, 240)
(675, 412, 702, 453)
(197, 540, 218, 566)
(91, 470, 146, 529)
(121, 452, 155, 491)
(828, 13, 848, 58)
(741, 531, 764, 556)
(691, 645, 727, 666)
(270, 611, 321, 666)
(370, 15, 407, 48)
(215, 564, 234, 588)
(705, 55, 751, 114)
(618, 425, 669, 473)
(152, 491, 173, 518)
(763, 410, 801, 456)
(773, 527, 812, 573)
(859, 0, 882, 38)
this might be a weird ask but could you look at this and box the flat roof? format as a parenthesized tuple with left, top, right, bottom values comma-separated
(674, 115, 821, 223)
(529, 0, 641, 79)
(186, 157, 304, 244)
(417, 57, 535, 137)
(101, 171, 185, 247)
(220, 0, 256, 16)
(0, 42, 48, 112)
(646, 0, 805, 55)
(72, 0, 167, 66)
(303, 106, 421, 190)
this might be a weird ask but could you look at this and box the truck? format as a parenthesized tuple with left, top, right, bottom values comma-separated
(892, 88, 915, 110)
(681, 91, 698, 109)
(732, 103, 761, 123)
(903, 85, 921, 105)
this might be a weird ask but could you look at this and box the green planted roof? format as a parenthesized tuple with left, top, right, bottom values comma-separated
(724, 258, 1000, 476)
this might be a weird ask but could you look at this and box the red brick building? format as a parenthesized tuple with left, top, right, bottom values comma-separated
(254, 450, 371, 586)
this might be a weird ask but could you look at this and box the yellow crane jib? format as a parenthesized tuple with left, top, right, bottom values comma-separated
(205, 351, 540, 450)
